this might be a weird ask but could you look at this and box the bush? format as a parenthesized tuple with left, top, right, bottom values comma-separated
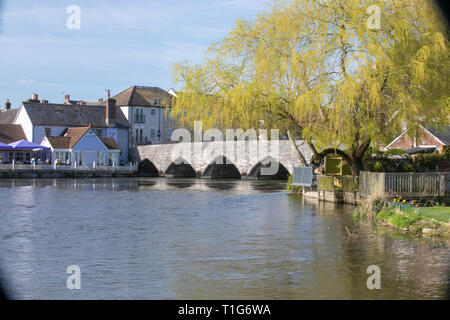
(389, 212, 421, 228)
(363, 150, 448, 173)
(384, 149, 408, 155)
(376, 208, 394, 220)
(287, 174, 302, 192)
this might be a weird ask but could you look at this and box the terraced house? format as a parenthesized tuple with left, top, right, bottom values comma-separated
(10, 93, 131, 164)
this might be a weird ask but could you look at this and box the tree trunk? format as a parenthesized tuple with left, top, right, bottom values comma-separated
(306, 138, 370, 177)
(349, 155, 363, 176)
(287, 130, 308, 166)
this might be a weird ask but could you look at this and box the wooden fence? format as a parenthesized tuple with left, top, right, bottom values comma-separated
(359, 171, 448, 198)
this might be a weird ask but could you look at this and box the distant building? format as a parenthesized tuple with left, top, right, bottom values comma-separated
(0, 124, 27, 144)
(0, 99, 19, 124)
(112, 86, 178, 145)
(383, 124, 450, 154)
(11, 93, 131, 164)
(41, 126, 121, 166)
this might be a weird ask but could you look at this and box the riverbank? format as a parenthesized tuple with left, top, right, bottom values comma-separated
(354, 195, 450, 238)
(0, 163, 137, 178)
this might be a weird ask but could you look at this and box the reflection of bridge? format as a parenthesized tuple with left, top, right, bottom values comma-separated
(132, 140, 313, 179)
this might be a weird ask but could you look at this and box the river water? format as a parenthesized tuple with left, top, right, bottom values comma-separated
(0, 178, 448, 299)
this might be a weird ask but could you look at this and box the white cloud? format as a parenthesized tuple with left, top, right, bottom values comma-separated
(18, 79, 35, 85)
(216, 0, 266, 9)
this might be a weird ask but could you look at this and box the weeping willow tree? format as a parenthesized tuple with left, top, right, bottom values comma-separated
(172, 0, 449, 176)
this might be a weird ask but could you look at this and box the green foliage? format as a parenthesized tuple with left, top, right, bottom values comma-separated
(363, 150, 448, 173)
(411, 153, 443, 171)
(389, 212, 422, 228)
(341, 176, 359, 191)
(376, 208, 395, 220)
(384, 149, 407, 155)
(325, 156, 352, 175)
(317, 175, 334, 191)
(172, 0, 449, 171)
(287, 174, 302, 192)
(372, 161, 384, 172)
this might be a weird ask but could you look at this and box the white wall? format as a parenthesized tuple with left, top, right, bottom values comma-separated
(127, 106, 176, 145)
(33, 126, 68, 144)
(13, 106, 33, 141)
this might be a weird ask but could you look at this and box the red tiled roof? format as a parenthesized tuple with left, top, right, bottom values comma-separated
(46, 127, 120, 150)
(46, 136, 71, 149)
(0, 124, 27, 143)
(101, 137, 120, 150)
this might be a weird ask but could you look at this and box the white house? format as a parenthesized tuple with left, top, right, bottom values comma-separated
(41, 127, 120, 166)
(12, 93, 130, 164)
(113, 86, 178, 145)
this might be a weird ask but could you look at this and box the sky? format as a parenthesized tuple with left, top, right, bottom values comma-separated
(0, 0, 269, 109)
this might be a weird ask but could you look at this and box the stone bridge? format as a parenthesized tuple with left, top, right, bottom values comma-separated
(132, 140, 313, 180)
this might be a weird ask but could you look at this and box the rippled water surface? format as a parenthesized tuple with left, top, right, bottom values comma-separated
(0, 178, 449, 299)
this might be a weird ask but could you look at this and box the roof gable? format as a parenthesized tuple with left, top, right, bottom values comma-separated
(45, 127, 119, 151)
(112, 86, 173, 107)
(424, 125, 450, 145)
(0, 124, 27, 143)
(0, 109, 19, 124)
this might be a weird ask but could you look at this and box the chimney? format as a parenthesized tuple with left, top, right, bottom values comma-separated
(65, 94, 70, 104)
(98, 98, 103, 103)
(32, 93, 38, 101)
(105, 90, 116, 126)
(5, 99, 11, 110)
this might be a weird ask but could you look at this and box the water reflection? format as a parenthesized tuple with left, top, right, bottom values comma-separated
(0, 178, 448, 299)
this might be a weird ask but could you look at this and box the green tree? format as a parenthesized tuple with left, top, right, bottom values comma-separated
(172, 0, 449, 175)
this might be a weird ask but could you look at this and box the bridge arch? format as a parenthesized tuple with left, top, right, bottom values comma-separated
(138, 159, 159, 177)
(247, 157, 290, 180)
(202, 156, 241, 179)
(164, 158, 197, 178)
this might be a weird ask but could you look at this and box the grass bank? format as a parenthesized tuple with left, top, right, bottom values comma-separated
(354, 195, 450, 238)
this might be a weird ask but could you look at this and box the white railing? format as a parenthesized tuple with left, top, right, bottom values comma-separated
(0, 163, 138, 173)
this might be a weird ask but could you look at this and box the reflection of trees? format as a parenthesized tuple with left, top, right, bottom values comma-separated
(165, 179, 196, 189)
(341, 219, 450, 299)
(203, 180, 237, 191)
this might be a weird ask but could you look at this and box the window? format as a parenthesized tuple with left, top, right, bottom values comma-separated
(45, 127, 52, 137)
(96, 151, 105, 166)
(150, 129, 156, 138)
(150, 108, 156, 115)
(135, 109, 145, 123)
(55, 151, 69, 163)
(108, 152, 117, 165)
(135, 129, 143, 143)
(95, 128, 103, 137)
(72, 151, 82, 165)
